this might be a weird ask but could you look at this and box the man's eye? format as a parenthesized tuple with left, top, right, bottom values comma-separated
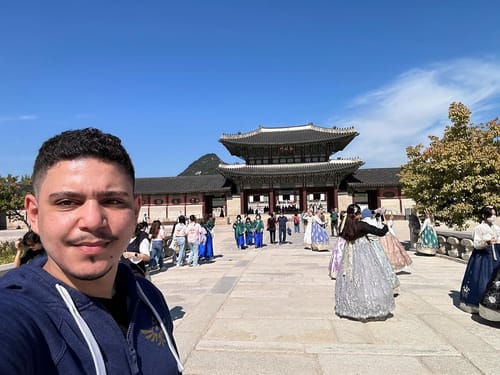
(57, 200, 77, 207)
(104, 199, 126, 206)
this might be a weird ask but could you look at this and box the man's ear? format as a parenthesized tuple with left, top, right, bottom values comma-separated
(25, 194, 39, 233)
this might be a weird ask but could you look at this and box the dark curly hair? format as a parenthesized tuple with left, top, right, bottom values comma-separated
(479, 206, 496, 222)
(32, 128, 135, 194)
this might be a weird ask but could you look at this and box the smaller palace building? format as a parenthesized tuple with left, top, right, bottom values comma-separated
(135, 124, 414, 222)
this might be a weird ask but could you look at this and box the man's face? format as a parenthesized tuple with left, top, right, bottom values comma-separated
(25, 158, 140, 290)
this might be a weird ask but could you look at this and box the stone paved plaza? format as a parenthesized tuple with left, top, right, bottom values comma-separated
(151, 220, 500, 375)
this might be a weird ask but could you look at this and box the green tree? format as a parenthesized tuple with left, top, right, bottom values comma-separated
(0, 174, 32, 227)
(400, 102, 500, 229)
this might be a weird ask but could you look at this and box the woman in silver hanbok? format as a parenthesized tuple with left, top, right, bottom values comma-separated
(335, 204, 395, 321)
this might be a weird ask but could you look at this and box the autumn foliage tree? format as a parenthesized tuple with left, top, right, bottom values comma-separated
(0, 174, 32, 227)
(399, 102, 500, 229)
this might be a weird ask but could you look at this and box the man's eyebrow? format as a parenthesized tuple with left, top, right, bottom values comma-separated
(48, 191, 81, 200)
(48, 191, 131, 200)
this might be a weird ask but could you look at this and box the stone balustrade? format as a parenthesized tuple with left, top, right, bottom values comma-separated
(435, 229, 473, 262)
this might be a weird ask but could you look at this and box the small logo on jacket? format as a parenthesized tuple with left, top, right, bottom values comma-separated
(141, 317, 166, 346)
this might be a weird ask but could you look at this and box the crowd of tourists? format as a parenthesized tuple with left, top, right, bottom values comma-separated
(13, 213, 217, 281)
(230, 203, 500, 324)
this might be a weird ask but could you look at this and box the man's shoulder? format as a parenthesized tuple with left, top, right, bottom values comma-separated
(0, 287, 47, 326)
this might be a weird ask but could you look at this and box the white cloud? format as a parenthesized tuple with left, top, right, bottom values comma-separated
(333, 57, 500, 168)
(17, 115, 38, 120)
(0, 115, 38, 123)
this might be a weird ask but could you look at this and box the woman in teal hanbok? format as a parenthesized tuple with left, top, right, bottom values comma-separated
(417, 211, 439, 255)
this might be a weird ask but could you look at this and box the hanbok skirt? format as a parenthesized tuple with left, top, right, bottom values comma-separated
(417, 227, 439, 255)
(370, 238, 400, 289)
(328, 237, 346, 279)
(311, 222, 329, 251)
(335, 237, 395, 320)
(378, 234, 413, 273)
(303, 222, 312, 246)
(460, 244, 500, 313)
(198, 231, 214, 260)
(479, 262, 500, 321)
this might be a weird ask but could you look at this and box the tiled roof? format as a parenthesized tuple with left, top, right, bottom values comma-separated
(135, 174, 230, 194)
(220, 123, 358, 146)
(218, 159, 364, 177)
(346, 167, 401, 188)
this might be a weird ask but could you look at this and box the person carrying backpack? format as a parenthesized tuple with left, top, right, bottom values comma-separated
(122, 221, 151, 279)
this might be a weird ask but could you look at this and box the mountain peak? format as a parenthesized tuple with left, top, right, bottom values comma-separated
(178, 153, 224, 176)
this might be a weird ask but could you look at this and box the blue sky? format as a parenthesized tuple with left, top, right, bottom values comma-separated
(1, 1, 499, 178)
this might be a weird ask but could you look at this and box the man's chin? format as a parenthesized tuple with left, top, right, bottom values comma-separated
(68, 264, 115, 281)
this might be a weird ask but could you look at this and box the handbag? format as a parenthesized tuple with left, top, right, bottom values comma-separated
(169, 238, 179, 253)
(287, 227, 292, 236)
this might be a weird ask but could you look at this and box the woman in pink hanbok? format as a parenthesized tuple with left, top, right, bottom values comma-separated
(378, 215, 413, 273)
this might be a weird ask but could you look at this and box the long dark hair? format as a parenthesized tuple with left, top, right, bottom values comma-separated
(340, 204, 361, 242)
(149, 220, 162, 239)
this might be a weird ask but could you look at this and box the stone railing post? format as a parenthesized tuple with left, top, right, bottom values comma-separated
(437, 235, 448, 255)
(460, 238, 474, 261)
(446, 236, 460, 258)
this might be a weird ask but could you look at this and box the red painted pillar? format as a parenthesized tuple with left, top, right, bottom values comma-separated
(301, 188, 307, 211)
(333, 187, 339, 210)
(240, 191, 245, 215)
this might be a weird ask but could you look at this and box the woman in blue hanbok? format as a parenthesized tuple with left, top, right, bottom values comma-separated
(198, 222, 213, 261)
(335, 204, 395, 321)
(460, 206, 500, 314)
(311, 210, 329, 251)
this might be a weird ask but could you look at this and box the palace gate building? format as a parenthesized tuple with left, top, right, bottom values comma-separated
(218, 124, 363, 214)
(133, 123, 413, 223)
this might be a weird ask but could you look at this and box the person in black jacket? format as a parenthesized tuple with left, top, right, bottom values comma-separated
(14, 230, 46, 268)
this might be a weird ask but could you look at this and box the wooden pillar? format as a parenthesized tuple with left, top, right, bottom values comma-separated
(301, 188, 307, 211)
(333, 187, 339, 210)
(269, 189, 275, 214)
(240, 190, 245, 215)
(327, 187, 338, 212)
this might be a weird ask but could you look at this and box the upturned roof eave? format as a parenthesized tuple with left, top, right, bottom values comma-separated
(218, 160, 364, 177)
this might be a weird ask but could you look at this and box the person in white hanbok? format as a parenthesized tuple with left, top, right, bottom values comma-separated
(460, 206, 500, 314)
(303, 209, 314, 249)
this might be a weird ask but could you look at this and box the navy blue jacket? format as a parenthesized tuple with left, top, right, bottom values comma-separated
(0, 259, 183, 374)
